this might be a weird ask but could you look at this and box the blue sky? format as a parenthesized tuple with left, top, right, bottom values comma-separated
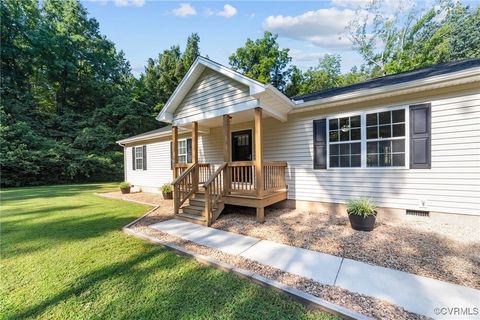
(82, 0, 477, 76)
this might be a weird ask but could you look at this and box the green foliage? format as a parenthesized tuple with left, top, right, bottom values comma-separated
(141, 33, 200, 112)
(347, 0, 480, 76)
(0, 0, 158, 187)
(347, 198, 377, 217)
(119, 181, 131, 189)
(0, 183, 335, 319)
(160, 183, 173, 193)
(229, 31, 292, 91)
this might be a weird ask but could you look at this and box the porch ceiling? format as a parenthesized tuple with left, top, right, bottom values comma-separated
(178, 108, 275, 129)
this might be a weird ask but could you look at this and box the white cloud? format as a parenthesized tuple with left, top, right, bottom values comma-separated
(289, 49, 327, 63)
(218, 4, 237, 17)
(330, 0, 369, 8)
(263, 8, 365, 49)
(171, 3, 197, 17)
(113, 0, 145, 7)
(206, 4, 237, 18)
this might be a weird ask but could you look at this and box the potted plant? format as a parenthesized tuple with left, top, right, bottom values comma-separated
(160, 183, 173, 199)
(119, 182, 131, 194)
(346, 197, 377, 231)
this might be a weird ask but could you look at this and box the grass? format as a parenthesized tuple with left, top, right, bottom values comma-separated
(0, 183, 336, 320)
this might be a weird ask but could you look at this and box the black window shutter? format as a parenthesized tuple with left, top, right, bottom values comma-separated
(410, 104, 431, 169)
(142, 145, 147, 170)
(132, 147, 136, 170)
(187, 138, 192, 163)
(313, 119, 327, 169)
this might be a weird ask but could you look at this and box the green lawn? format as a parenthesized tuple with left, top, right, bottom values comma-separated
(1, 183, 335, 320)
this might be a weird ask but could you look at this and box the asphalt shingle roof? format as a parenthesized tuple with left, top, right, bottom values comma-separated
(292, 59, 480, 103)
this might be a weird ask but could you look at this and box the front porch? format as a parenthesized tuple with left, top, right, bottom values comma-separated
(171, 108, 288, 226)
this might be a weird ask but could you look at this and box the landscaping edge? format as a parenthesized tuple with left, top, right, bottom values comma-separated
(122, 226, 373, 320)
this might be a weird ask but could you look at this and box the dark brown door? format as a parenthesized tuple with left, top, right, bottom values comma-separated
(232, 130, 252, 183)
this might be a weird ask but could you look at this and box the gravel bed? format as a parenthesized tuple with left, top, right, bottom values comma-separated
(128, 215, 429, 320)
(212, 206, 480, 289)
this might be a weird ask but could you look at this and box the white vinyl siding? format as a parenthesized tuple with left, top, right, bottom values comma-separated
(125, 138, 172, 190)
(173, 69, 256, 122)
(124, 90, 480, 215)
(262, 91, 480, 216)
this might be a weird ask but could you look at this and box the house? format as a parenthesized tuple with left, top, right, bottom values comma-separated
(117, 57, 480, 226)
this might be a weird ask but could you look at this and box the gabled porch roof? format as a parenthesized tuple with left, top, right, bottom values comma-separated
(156, 56, 294, 125)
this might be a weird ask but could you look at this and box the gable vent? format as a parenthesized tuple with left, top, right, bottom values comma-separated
(406, 209, 430, 217)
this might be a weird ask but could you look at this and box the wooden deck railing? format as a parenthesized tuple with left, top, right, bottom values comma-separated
(203, 162, 228, 224)
(228, 161, 256, 193)
(172, 163, 197, 214)
(263, 161, 287, 192)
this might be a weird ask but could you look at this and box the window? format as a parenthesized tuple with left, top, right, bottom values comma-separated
(135, 147, 144, 170)
(366, 109, 406, 167)
(324, 107, 408, 169)
(178, 139, 188, 164)
(328, 115, 361, 167)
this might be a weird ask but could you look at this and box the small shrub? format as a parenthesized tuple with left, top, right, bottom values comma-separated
(119, 182, 131, 189)
(160, 183, 173, 193)
(347, 197, 376, 217)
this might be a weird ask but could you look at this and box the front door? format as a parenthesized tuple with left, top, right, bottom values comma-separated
(232, 130, 252, 161)
(231, 130, 253, 183)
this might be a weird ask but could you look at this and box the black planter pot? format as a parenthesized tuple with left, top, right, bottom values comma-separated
(348, 211, 377, 231)
(120, 187, 131, 194)
(162, 192, 173, 200)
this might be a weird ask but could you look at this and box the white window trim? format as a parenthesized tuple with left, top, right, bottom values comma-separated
(326, 105, 410, 170)
(134, 146, 144, 170)
(178, 138, 189, 164)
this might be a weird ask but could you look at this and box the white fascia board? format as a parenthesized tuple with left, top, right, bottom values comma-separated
(291, 68, 480, 113)
(265, 84, 295, 110)
(172, 100, 259, 126)
(156, 58, 206, 122)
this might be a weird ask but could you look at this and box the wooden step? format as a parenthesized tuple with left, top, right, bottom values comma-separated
(176, 212, 207, 226)
(192, 192, 205, 199)
(182, 205, 204, 215)
(189, 198, 205, 207)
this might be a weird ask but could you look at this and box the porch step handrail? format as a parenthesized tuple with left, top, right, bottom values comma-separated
(172, 163, 198, 214)
(203, 162, 228, 224)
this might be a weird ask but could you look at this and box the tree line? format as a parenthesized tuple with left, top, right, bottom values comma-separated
(1, 0, 478, 187)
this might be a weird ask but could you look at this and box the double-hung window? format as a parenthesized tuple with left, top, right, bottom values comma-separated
(178, 139, 188, 164)
(328, 115, 362, 167)
(366, 109, 406, 167)
(135, 147, 144, 170)
(325, 107, 407, 169)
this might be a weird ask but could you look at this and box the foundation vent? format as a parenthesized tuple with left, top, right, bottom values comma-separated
(406, 209, 430, 217)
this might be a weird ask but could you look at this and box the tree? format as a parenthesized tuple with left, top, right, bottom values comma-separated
(229, 31, 292, 91)
(347, 0, 480, 76)
(141, 33, 200, 112)
(0, 0, 153, 186)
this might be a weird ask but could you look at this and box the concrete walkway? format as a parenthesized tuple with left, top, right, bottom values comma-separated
(151, 219, 480, 319)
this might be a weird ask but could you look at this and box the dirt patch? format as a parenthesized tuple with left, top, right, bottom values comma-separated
(212, 206, 480, 289)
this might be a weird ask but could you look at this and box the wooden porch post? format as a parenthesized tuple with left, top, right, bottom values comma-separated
(172, 126, 179, 215)
(172, 126, 178, 179)
(255, 107, 265, 222)
(192, 121, 199, 190)
(223, 115, 231, 194)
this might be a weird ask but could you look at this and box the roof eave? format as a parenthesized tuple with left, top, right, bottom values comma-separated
(290, 68, 480, 113)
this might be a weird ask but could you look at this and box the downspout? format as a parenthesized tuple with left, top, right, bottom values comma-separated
(117, 142, 127, 183)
